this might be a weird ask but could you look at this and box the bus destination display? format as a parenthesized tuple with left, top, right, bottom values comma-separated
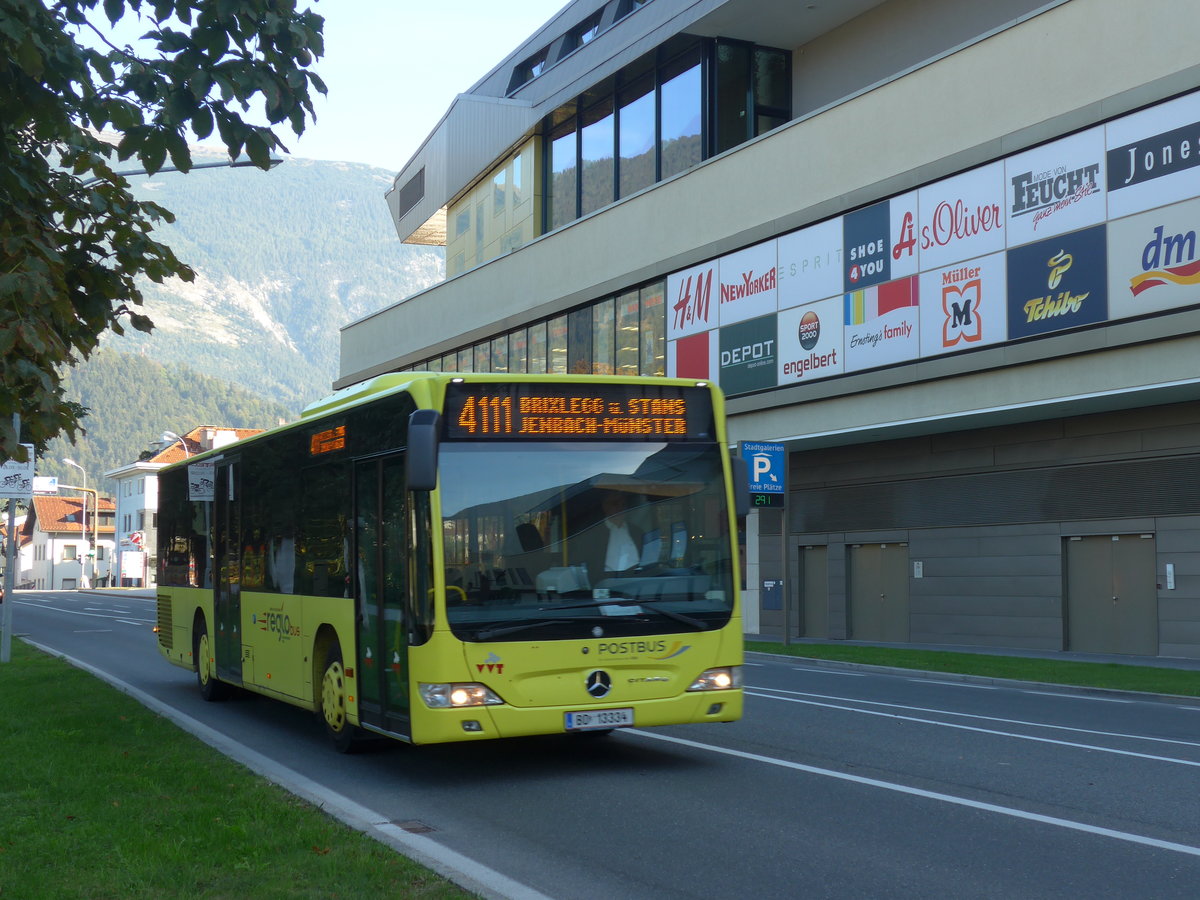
(444, 383, 714, 441)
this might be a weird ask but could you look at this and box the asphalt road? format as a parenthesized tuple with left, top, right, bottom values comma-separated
(10, 589, 1200, 899)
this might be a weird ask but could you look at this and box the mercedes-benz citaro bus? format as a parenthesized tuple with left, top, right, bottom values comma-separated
(155, 373, 748, 749)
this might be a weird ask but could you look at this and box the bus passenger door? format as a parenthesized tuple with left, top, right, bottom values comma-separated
(213, 459, 243, 684)
(354, 455, 411, 738)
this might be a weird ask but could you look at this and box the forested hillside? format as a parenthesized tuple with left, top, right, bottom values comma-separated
(40, 150, 444, 492)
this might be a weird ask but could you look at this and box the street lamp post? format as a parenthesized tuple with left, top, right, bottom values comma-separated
(61, 458, 91, 588)
(160, 430, 191, 457)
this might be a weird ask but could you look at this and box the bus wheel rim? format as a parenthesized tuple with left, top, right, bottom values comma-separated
(198, 633, 212, 685)
(323, 661, 346, 732)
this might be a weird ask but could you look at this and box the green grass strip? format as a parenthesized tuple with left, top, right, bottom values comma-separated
(0, 642, 475, 900)
(746, 641, 1200, 698)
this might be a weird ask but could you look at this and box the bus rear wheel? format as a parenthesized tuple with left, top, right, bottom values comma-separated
(194, 618, 228, 702)
(320, 643, 358, 753)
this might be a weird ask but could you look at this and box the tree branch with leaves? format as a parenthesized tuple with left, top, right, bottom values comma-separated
(0, 0, 325, 461)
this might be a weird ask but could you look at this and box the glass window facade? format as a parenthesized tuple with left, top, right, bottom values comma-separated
(417, 279, 667, 379)
(548, 124, 578, 232)
(660, 50, 703, 180)
(542, 38, 788, 230)
(581, 97, 615, 216)
(618, 72, 656, 198)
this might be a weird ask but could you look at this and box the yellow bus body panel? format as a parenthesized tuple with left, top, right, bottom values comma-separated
(406, 618, 743, 745)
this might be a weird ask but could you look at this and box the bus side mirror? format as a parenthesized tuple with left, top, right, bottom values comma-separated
(407, 410, 440, 491)
(731, 455, 750, 517)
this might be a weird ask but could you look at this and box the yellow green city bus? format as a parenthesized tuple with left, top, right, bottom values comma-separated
(155, 373, 747, 749)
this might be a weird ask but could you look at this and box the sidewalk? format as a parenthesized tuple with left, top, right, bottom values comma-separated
(744, 633, 1200, 671)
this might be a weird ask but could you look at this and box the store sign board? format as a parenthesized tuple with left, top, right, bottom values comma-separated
(916, 161, 1006, 270)
(669, 329, 718, 381)
(1108, 195, 1200, 320)
(843, 199, 892, 291)
(778, 217, 843, 310)
(667, 260, 718, 340)
(777, 296, 844, 385)
(1106, 91, 1200, 219)
(1007, 224, 1108, 339)
(918, 252, 1007, 357)
(1005, 126, 1105, 246)
(718, 314, 778, 395)
(717, 241, 778, 326)
(843, 275, 920, 373)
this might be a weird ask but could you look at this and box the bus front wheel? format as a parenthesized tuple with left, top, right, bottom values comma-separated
(320, 643, 358, 753)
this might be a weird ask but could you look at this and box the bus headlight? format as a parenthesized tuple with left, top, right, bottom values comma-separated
(419, 682, 505, 709)
(686, 667, 742, 692)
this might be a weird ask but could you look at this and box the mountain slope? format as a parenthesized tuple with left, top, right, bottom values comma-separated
(110, 152, 443, 410)
(46, 152, 444, 490)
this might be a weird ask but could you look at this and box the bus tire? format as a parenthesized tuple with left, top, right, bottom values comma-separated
(194, 616, 228, 702)
(320, 642, 358, 753)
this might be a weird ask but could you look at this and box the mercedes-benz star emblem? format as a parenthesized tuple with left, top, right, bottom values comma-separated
(585, 669, 612, 699)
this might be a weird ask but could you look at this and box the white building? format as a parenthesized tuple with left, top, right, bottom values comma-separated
(23, 495, 115, 590)
(340, 0, 1200, 660)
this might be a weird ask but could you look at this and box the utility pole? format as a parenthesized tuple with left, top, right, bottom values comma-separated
(2, 414, 24, 663)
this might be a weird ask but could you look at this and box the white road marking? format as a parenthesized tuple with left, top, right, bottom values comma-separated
(751, 685, 1200, 750)
(746, 688, 1200, 764)
(631, 729, 1200, 858)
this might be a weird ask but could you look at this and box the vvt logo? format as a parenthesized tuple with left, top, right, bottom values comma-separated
(1130, 225, 1200, 296)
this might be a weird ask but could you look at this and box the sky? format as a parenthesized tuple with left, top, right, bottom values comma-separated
(282, 1, 569, 172)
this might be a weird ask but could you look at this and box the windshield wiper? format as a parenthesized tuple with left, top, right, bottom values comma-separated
(544, 597, 709, 631)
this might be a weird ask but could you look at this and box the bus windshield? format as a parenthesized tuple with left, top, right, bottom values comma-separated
(438, 440, 736, 641)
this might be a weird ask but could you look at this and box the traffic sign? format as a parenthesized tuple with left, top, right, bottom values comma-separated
(0, 445, 35, 500)
(739, 441, 785, 496)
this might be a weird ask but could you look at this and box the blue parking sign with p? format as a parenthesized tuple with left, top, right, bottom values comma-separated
(740, 442, 785, 494)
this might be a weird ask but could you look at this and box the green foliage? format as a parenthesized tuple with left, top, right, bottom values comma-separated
(0, 0, 326, 463)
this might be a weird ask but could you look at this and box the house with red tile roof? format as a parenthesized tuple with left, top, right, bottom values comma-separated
(21, 494, 116, 590)
(105, 426, 264, 586)
(1, 517, 31, 590)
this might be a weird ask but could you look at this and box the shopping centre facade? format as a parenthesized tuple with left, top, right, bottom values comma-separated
(338, 0, 1200, 659)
